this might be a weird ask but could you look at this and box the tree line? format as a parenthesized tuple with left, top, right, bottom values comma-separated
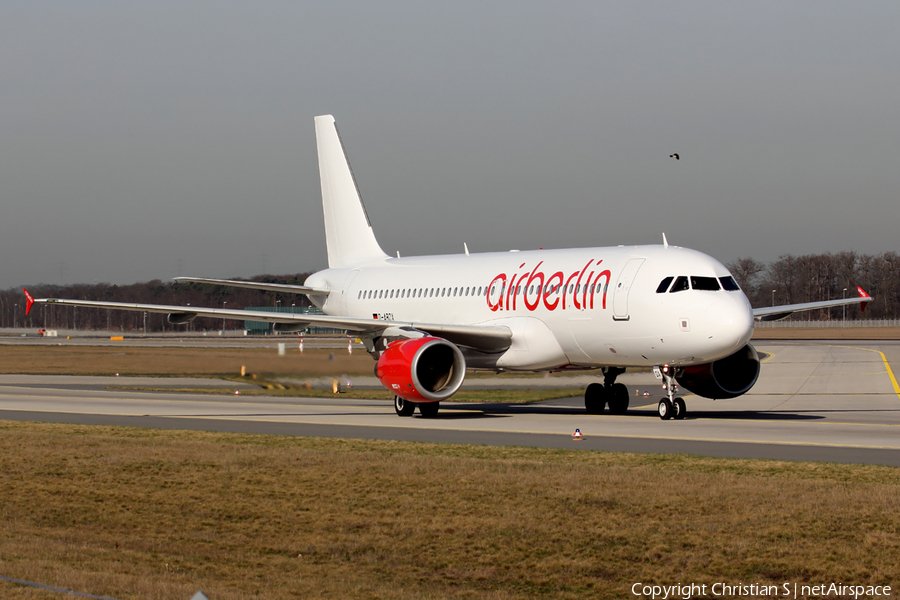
(727, 251, 900, 320)
(2, 251, 898, 331)
(0, 274, 313, 332)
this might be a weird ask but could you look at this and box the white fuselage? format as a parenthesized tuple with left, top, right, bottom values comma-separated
(305, 244, 755, 371)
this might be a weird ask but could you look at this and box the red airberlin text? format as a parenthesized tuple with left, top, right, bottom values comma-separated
(487, 260, 611, 313)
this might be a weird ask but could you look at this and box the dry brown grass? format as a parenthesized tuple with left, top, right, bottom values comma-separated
(0, 346, 375, 378)
(1, 422, 898, 599)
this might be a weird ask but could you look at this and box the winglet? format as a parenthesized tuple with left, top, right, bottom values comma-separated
(23, 288, 35, 316)
(857, 286, 871, 312)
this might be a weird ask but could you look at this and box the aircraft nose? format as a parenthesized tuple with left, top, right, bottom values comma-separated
(706, 293, 755, 355)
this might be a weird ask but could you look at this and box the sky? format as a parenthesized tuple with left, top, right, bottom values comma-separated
(2, 2, 899, 288)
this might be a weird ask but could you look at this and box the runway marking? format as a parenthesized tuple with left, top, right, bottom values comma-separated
(834, 345, 900, 401)
(4, 406, 899, 432)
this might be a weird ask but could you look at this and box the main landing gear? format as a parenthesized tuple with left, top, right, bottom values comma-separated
(584, 367, 630, 415)
(394, 395, 440, 418)
(657, 366, 686, 421)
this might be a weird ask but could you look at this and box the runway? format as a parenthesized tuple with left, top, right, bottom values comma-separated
(1, 341, 899, 465)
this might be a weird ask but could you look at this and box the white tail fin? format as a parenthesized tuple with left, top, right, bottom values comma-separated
(315, 115, 388, 268)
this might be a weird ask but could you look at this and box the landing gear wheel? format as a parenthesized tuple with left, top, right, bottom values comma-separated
(584, 383, 606, 414)
(673, 398, 686, 420)
(607, 383, 630, 415)
(418, 402, 440, 418)
(658, 398, 673, 420)
(394, 395, 415, 417)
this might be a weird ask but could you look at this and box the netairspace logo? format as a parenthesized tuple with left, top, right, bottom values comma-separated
(631, 582, 892, 599)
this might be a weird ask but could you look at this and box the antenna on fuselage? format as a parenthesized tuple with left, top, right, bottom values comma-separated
(464, 243, 469, 256)
(662, 233, 669, 249)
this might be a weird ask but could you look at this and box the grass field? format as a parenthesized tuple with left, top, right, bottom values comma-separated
(1, 422, 898, 600)
(1, 341, 898, 598)
(0, 345, 376, 378)
(109, 383, 584, 403)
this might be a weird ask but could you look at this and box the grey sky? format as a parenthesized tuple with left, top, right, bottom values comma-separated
(2, 2, 899, 289)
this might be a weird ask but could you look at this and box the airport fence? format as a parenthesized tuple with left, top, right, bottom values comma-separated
(755, 318, 900, 328)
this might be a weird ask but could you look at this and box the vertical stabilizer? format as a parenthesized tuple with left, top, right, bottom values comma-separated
(315, 115, 389, 268)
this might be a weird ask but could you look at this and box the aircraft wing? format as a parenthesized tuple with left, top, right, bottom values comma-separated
(752, 286, 873, 321)
(173, 277, 329, 296)
(23, 292, 512, 353)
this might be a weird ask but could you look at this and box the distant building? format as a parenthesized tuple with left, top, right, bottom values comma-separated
(243, 306, 343, 335)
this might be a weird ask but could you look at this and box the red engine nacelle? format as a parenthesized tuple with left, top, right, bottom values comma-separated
(676, 343, 761, 400)
(376, 337, 466, 403)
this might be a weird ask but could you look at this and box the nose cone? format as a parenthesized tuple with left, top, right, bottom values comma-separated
(707, 292, 755, 357)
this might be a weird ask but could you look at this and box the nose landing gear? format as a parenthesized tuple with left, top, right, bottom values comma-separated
(657, 366, 686, 421)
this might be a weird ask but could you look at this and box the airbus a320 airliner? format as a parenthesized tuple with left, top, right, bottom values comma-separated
(25, 115, 872, 420)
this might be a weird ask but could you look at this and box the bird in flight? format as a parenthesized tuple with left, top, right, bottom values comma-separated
(669, 153, 680, 160)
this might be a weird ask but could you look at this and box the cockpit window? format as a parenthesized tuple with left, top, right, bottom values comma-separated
(691, 276, 721, 291)
(669, 276, 690, 293)
(720, 276, 740, 291)
(656, 276, 674, 293)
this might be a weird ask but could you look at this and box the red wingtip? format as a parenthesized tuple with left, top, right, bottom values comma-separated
(857, 286, 871, 312)
(23, 288, 35, 316)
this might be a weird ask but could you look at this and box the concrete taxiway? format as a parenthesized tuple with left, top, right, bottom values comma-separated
(1, 341, 899, 465)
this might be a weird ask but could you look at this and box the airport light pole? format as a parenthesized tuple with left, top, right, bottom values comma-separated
(222, 301, 226, 333)
(843, 288, 848, 327)
(14, 303, 17, 329)
(772, 290, 776, 307)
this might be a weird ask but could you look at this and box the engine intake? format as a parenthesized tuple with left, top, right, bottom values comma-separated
(676, 343, 760, 400)
(376, 337, 466, 403)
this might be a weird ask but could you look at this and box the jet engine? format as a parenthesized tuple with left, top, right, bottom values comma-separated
(376, 337, 466, 403)
(167, 312, 198, 324)
(676, 343, 760, 400)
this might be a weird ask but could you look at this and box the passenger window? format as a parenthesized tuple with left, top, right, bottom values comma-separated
(656, 277, 674, 293)
(669, 276, 689, 293)
(691, 276, 721, 291)
(720, 276, 740, 291)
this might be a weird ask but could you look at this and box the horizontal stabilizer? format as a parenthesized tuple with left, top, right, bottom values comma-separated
(173, 277, 328, 296)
